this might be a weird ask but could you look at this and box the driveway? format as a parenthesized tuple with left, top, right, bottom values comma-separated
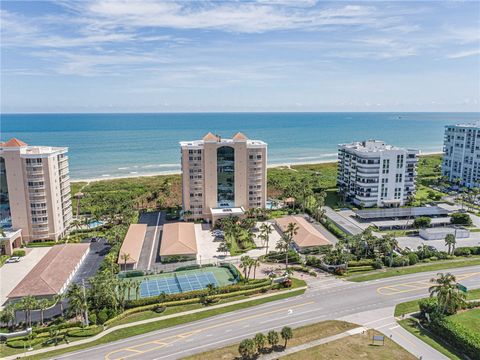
(137, 211, 164, 270)
(0, 247, 50, 308)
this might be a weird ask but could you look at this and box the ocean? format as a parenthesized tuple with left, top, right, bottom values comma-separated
(1, 112, 478, 181)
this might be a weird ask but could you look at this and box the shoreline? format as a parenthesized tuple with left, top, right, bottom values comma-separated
(71, 151, 442, 183)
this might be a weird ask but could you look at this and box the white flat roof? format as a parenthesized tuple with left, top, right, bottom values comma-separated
(210, 207, 245, 215)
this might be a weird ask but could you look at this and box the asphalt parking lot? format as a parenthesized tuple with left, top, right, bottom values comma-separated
(72, 238, 111, 284)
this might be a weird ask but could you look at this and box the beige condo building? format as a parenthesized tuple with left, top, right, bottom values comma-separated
(180, 132, 267, 223)
(0, 138, 72, 243)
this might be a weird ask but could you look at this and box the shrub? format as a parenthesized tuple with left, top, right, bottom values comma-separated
(348, 259, 374, 267)
(450, 212, 473, 226)
(12, 250, 26, 257)
(238, 338, 256, 359)
(67, 326, 102, 337)
(88, 313, 97, 325)
(437, 251, 449, 260)
(372, 259, 383, 269)
(320, 218, 347, 240)
(97, 308, 109, 324)
(413, 217, 432, 229)
(454, 247, 471, 256)
(391, 256, 409, 267)
(407, 252, 419, 265)
(429, 316, 480, 360)
(419, 297, 438, 318)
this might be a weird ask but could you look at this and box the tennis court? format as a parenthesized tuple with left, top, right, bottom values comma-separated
(126, 266, 238, 299)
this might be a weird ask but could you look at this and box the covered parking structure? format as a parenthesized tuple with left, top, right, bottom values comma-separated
(355, 206, 451, 221)
(159, 222, 198, 262)
(118, 224, 147, 270)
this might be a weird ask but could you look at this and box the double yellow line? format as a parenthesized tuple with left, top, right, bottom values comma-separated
(377, 272, 479, 296)
(105, 301, 315, 360)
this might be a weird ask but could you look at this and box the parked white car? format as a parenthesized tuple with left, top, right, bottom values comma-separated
(5, 256, 21, 263)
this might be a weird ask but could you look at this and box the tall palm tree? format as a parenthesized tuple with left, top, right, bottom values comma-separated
(66, 283, 87, 324)
(0, 303, 16, 330)
(38, 298, 51, 326)
(276, 233, 295, 270)
(259, 223, 274, 256)
(429, 272, 465, 315)
(120, 252, 131, 272)
(19, 295, 37, 328)
(53, 293, 65, 317)
(252, 258, 260, 279)
(134, 281, 141, 300)
(444, 233, 456, 255)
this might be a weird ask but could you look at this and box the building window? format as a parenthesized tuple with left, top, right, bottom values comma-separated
(217, 146, 235, 207)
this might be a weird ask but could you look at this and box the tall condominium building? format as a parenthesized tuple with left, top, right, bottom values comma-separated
(337, 140, 419, 208)
(0, 138, 72, 243)
(180, 132, 267, 223)
(442, 123, 480, 188)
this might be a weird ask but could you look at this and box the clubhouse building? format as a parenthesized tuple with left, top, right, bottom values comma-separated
(180, 132, 267, 223)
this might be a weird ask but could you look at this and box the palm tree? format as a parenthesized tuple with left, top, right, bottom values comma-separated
(281, 326, 293, 348)
(66, 283, 87, 324)
(444, 233, 456, 255)
(0, 303, 16, 330)
(19, 295, 37, 328)
(429, 272, 465, 315)
(38, 298, 51, 326)
(252, 258, 260, 279)
(120, 252, 131, 272)
(267, 330, 279, 349)
(53, 293, 65, 317)
(254, 333, 266, 353)
(134, 281, 141, 300)
(240, 255, 252, 282)
(259, 223, 274, 256)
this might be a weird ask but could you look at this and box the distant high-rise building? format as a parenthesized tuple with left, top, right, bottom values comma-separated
(180, 132, 267, 223)
(0, 138, 72, 242)
(337, 140, 419, 208)
(442, 123, 480, 188)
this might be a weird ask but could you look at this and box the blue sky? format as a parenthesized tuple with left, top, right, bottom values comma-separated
(1, 0, 479, 113)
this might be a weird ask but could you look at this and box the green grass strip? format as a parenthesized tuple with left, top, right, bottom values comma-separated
(8, 289, 305, 360)
(347, 257, 480, 282)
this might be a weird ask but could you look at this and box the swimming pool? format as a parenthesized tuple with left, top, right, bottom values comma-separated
(87, 220, 105, 229)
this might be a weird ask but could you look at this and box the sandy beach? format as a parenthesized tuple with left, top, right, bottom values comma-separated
(71, 151, 442, 183)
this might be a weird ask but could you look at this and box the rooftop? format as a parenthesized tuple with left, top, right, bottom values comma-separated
(118, 224, 147, 265)
(0, 138, 67, 156)
(160, 222, 197, 256)
(1, 138, 28, 147)
(276, 216, 331, 248)
(355, 206, 450, 220)
(180, 132, 267, 148)
(339, 140, 418, 154)
(8, 243, 90, 298)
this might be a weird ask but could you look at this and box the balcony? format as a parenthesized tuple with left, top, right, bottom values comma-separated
(32, 219, 49, 225)
(29, 184, 45, 190)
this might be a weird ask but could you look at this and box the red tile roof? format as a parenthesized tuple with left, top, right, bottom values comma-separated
(276, 216, 331, 248)
(117, 224, 147, 265)
(8, 243, 90, 298)
(2, 138, 28, 147)
(160, 222, 197, 256)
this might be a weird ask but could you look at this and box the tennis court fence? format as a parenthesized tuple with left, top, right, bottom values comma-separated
(149, 257, 243, 273)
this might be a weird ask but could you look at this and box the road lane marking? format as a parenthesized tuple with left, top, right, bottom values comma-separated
(377, 272, 479, 295)
(104, 301, 314, 360)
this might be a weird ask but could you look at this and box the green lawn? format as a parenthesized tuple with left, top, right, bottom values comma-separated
(282, 329, 416, 360)
(347, 257, 480, 282)
(3, 288, 306, 359)
(183, 320, 357, 360)
(449, 308, 480, 332)
(398, 318, 463, 360)
(394, 288, 480, 317)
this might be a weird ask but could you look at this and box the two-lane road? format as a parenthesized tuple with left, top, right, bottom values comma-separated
(55, 266, 480, 360)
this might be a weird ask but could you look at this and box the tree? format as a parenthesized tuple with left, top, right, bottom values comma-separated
(120, 252, 131, 272)
(252, 258, 260, 280)
(277, 221, 298, 270)
(19, 295, 37, 328)
(450, 212, 472, 226)
(429, 272, 465, 315)
(240, 255, 254, 282)
(281, 326, 293, 348)
(444, 233, 456, 255)
(0, 303, 16, 330)
(267, 330, 279, 349)
(66, 283, 88, 325)
(238, 338, 256, 359)
(38, 299, 51, 326)
(134, 281, 141, 300)
(413, 217, 431, 229)
(259, 223, 274, 256)
(254, 333, 266, 353)
(53, 293, 65, 317)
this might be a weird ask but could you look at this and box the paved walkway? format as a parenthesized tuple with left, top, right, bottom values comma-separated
(3, 287, 307, 360)
(340, 307, 448, 360)
(260, 326, 366, 359)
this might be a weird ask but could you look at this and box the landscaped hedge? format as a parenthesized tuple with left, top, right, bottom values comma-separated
(319, 218, 347, 240)
(220, 263, 242, 281)
(12, 250, 26, 257)
(124, 279, 271, 308)
(67, 325, 103, 337)
(454, 246, 480, 256)
(347, 259, 374, 267)
(429, 316, 480, 360)
(263, 250, 301, 264)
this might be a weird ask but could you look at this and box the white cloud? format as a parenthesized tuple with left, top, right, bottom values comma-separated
(447, 49, 480, 58)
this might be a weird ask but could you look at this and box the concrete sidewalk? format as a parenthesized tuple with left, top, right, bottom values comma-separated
(3, 286, 307, 360)
(340, 307, 448, 360)
(260, 326, 366, 359)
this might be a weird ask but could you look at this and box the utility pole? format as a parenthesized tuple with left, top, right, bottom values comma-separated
(82, 279, 89, 327)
